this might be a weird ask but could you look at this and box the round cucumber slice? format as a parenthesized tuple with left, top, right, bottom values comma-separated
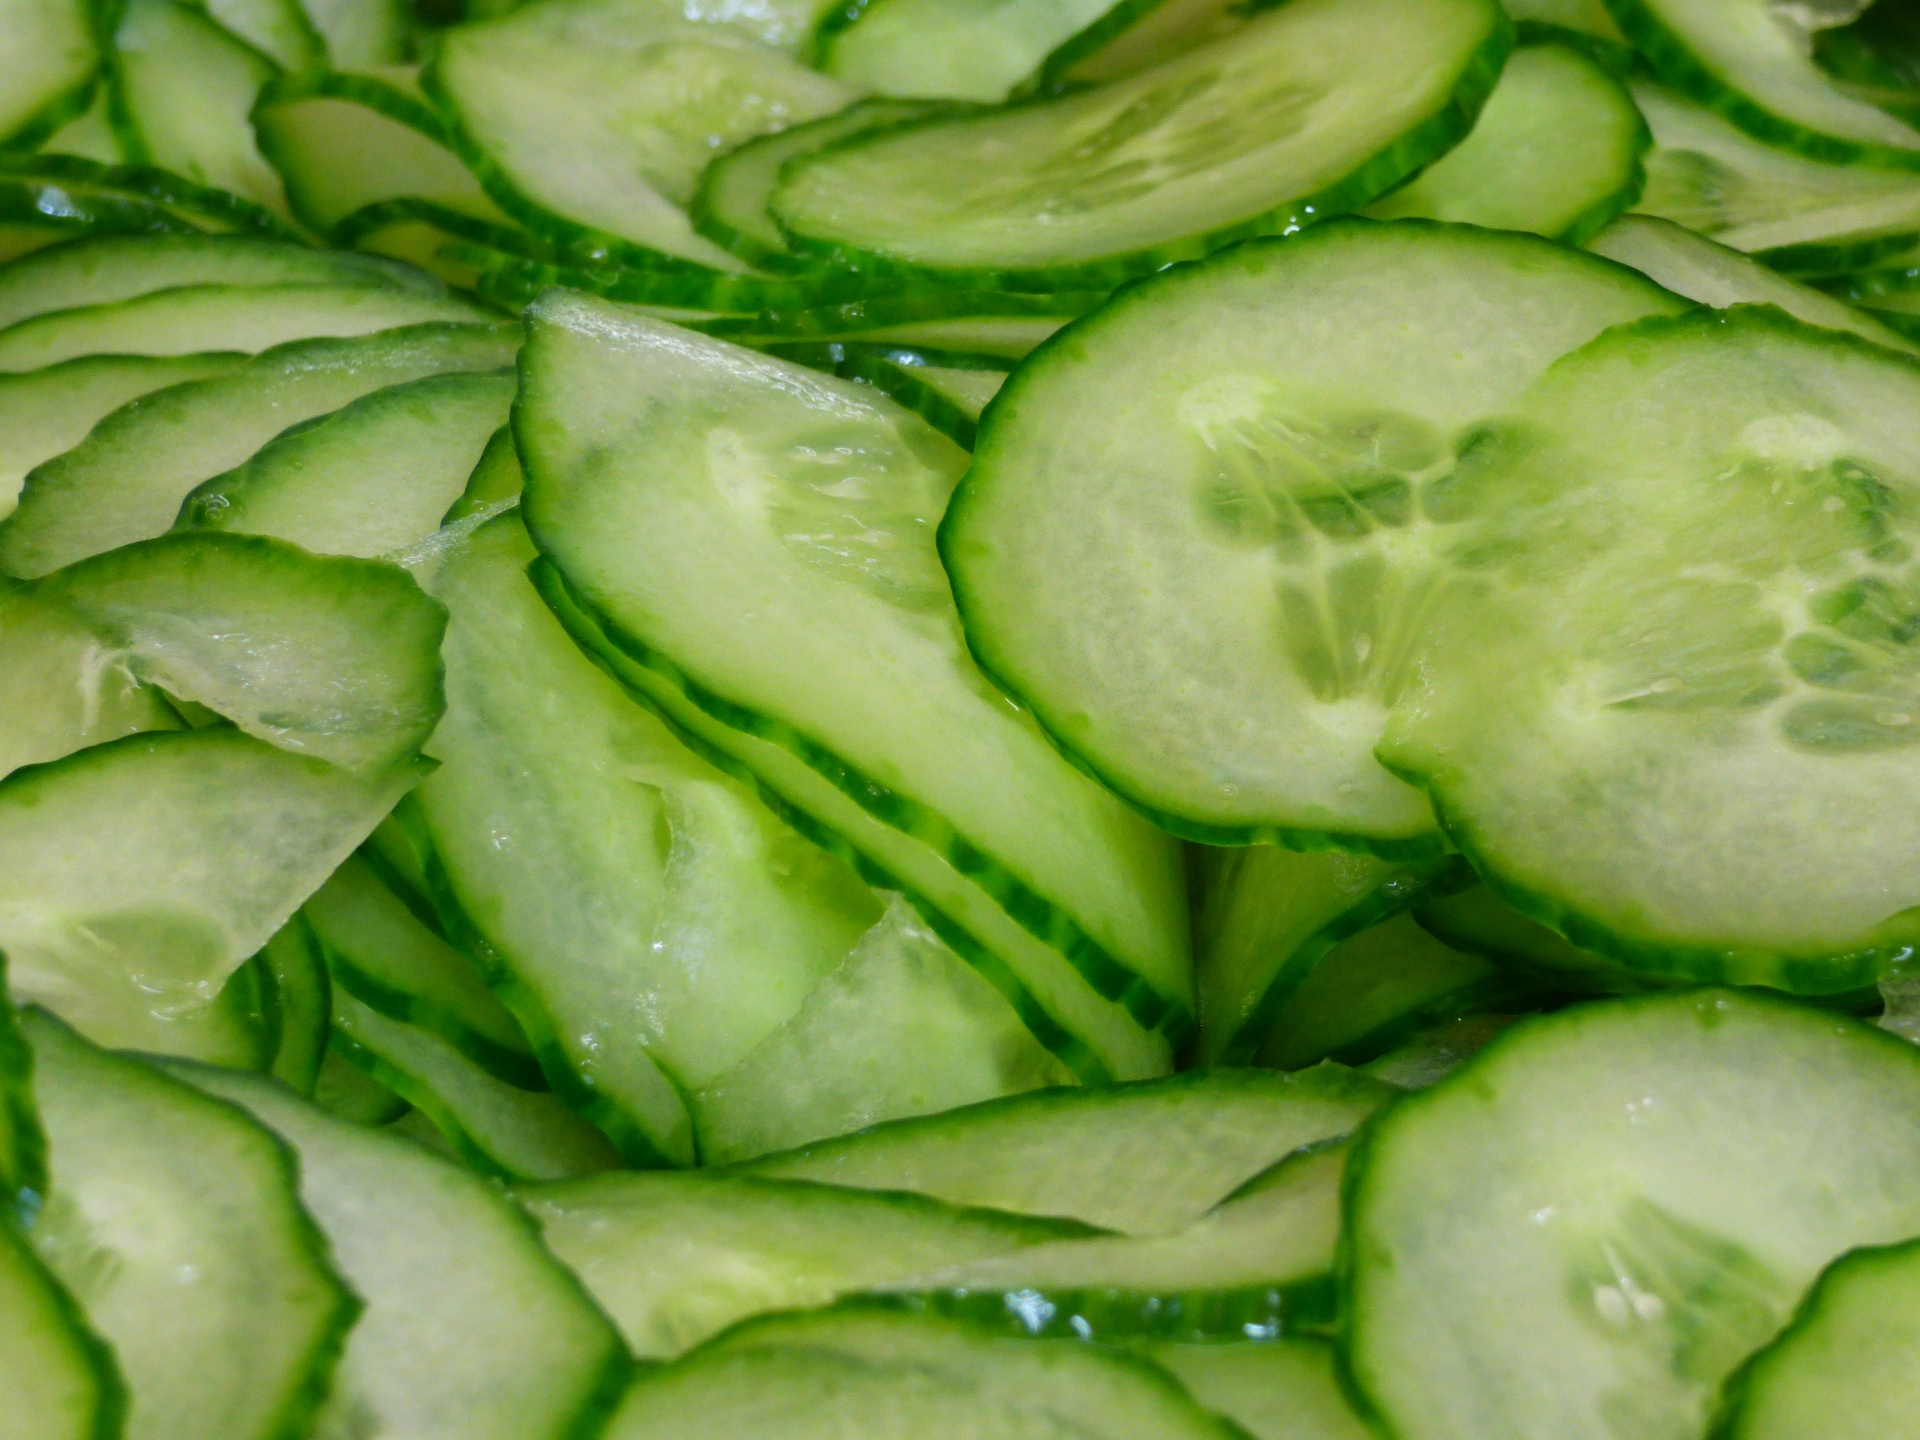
(942, 220, 1684, 853)
(0, 1221, 125, 1440)
(1343, 989, 1920, 1440)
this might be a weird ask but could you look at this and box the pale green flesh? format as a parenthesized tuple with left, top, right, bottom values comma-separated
(1501, 0, 1623, 40)
(25, 1010, 351, 1440)
(202, 0, 321, 69)
(313, 1048, 407, 1124)
(1143, 1340, 1371, 1440)
(0, 730, 417, 1052)
(0, 0, 94, 146)
(0, 282, 490, 372)
(745, 1066, 1392, 1234)
(1346, 991, 1920, 1440)
(329, 988, 624, 1182)
(1632, 81, 1920, 260)
(1363, 43, 1644, 241)
(37, 89, 123, 163)
(110, 0, 289, 216)
(1377, 309, 1920, 974)
(519, 294, 1193, 1048)
(429, 0, 853, 265)
(822, 0, 1119, 101)
(946, 221, 1684, 849)
(518, 1170, 1076, 1359)
(0, 1221, 118, 1440)
(1050, 0, 1249, 90)
(180, 369, 514, 557)
(773, 0, 1501, 275)
(1588, 213, 1920, 354)
(0, 322, 520, 577)
(909, 364, 1007, 417)
(1412, 884, 1649, 993)
(255, 914, 329, 1095)
(177, 1064, 626, 1440)
(1716, 1239, 1920, 1440)
(1359, 1011, 1521, 1089)
(302, 0, 409, 66)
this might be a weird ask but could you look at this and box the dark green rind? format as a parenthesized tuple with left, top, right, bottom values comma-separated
(0, 153, 297, 242)
(333, 196, 557, 265)
(1814, 5, 1920, 128)
(1866, 307, 1920, 342)
(1511, 18, 1633, 74)
(0, 1223, 129, 1440)
(1824, 263, 1920, 304)
(874, 1275, 1336, 1343)
(769, 11, 1515, 294)
(0, 69, 103, 157)
(1762, 230, 1920, 281)
(527, 559, 1125, 1085)
(1555, 67, 1652, 248)
(697, 289, 1108, 341)
(1022, 0, 1168, 95)
(256, 67, 452, 156)
(468, 248, 882, 314)
(1287, 969, 1557, 1072)
(323, 1026, 520, 1178)
(764, 342, 1006, 449)
(0, 963, 47, 1218)
(806, 0, 883, 68)
(252, 913, 330, 1097)
(1603, 0, 1920, 171)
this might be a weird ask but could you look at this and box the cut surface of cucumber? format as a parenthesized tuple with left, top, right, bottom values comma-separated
(0, 1217, 124, 1440)
(517, 1169, 1083, 1358)
(818, 0, 1118, 102)
(942, 220, 1684, 852)
(25, 1009, 356, 1440)
(176, 1064, 630, 1440)
(0, 0, 96, 151)
(179, 368, 515, 557)
(1145, 1339, 1369, 1440)
(313, 1047, 408, 1125)
(1036, 0, 1248, 93)
(1344, 989, 1920, 1440)
(771, 0, 1507, 288)
(202, 0, 323, 70)
(745, 1065, 1392, 1233)
(1412, 882, 1650, 994)
(0, 320, 519, 577)
(1362, 43, 1646, 244)
(1376, 306, 1920, 986)
(302, 0, 409, 66)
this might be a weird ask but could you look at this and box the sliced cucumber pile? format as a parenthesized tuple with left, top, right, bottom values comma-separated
(4, 0, 1920, 1433)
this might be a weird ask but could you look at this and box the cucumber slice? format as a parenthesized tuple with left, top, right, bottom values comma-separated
(769, 0, 1507, 289)
(175, 1064, 630, 1440)
(24, 1009, 357, 1440)
(108, 0, 289, 217)
(441, 423, 521, 523)
(254, 913, 329, 1095)
(942, 220, 1683, 853)
(1193, 844, 1445, 1066)
(1344, 990, 1920, 1440)
(0, 153, 297, 250)
(817, 0, 1118, 102)
(1375, 307, 1920, 986)
(518, 1169, 1083, 1359)
(38, 87, 127, 165)
(313, 1047, 407, 1125)
(1814, 2, 1920, 126)
(895, 1140, 1346, 1341)
(1358, 1011, 1521, 1089)
(0, 0, 97, 151)
(1503, 0, 1627, 44)
(771, 343, 1009, 449)
(691, 99, 945, 270)
(744, 1065, 1393, 1234)
(302, 0, 410, 66)
(519, 293, 1192, 1071)
(0, 967, 44, 1207)
(1632, 79, 1920, 276)
(306, 854, 539, 1087)
(328, 988, 624, 1181)
(1036, 0, 1248, 93)
(424, 0, 853, 270)
(1144, 1339, 1369, 1440)
(1588, 212, 1920, 353)
(0, 320, 519, 577)
(201, 0, 323, 70)
(700, 290, 1104, 348)
(0, 1220, 125, 1440)
(1609, 0, 1920, 167)
(1712, 1237, 1920, 1440)
(178, 368, 515, 557)
(1412, 883, 1652, 994)
(0, 729, 420, 1051)
(1362, 43, 1647, 244)
(82, 954, 272, 1070)
(0, 281, 490, 373)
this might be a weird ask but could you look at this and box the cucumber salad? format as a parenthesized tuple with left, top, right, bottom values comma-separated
(5, 0, 1920, 1434)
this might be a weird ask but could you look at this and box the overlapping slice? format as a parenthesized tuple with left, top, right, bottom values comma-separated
(0, 0, 96, 151)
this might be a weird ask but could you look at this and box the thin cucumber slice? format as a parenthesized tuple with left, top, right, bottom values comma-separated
(1358, 1011, 1522, 1089)
(519, 293, 1193, 1063)
(691, 99, 945, 270)
(0, 281, 490, 373)
(942, 221, 1684, 853)
(1589, 212, 1920, 353)
(817, 0, 1117, 102)
(1343, 989, 1920, 1440)
(1712, 1237, 1920, 1440)
(517, 1169, 1084, 1359)
(313, 1047, 407, 1125)
(0, 1219, 125, 1440)
(0, 967, 45, 1206)
(0, 320, 519, 577)
(107, 0, 289, 217)
(25, 1009, 356, 1440)
(1412, 882, 1652, 993)
(1375, 307, 1920, 987)
(305, 854, 539, 1087)
(39, 531, 447, 776)
(1608, 0, 1920, 167)
(1362, 43, 1648, 244)
(442, 424, 521, 523)
(744, 1065, 1393, 1233)
(1193, 844, 1446, 1066)
(1504, 0, 1626, 43)
(1814, 2, 1920, 126)
(1632, 79, 1920, 276)
(770, 343, 1010, 449)
(254, 913, 329, 1095)
(697, 290, 1106, 345)
(302, 0, 409, 65)
(175, 1064, 631, 1440)
(200, 0, 324, 70)
(770, 0, 1508, 290)
(38, 87, 127, 165)
(0, 0, 96, 151)
(178, 368, 515, 557)
(0, 729, 420, 1052)
(1145, 1340, 1369, 1440)
(894, 1140, 1346, 1341)
(76, 955, 271, 1071)
(253, 69, 515, 241)
(328, 988, 624, 1181)
(1035, 0, 1249, 93)
(0, 153, 297, 248)
(424, 0, 853, 270)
